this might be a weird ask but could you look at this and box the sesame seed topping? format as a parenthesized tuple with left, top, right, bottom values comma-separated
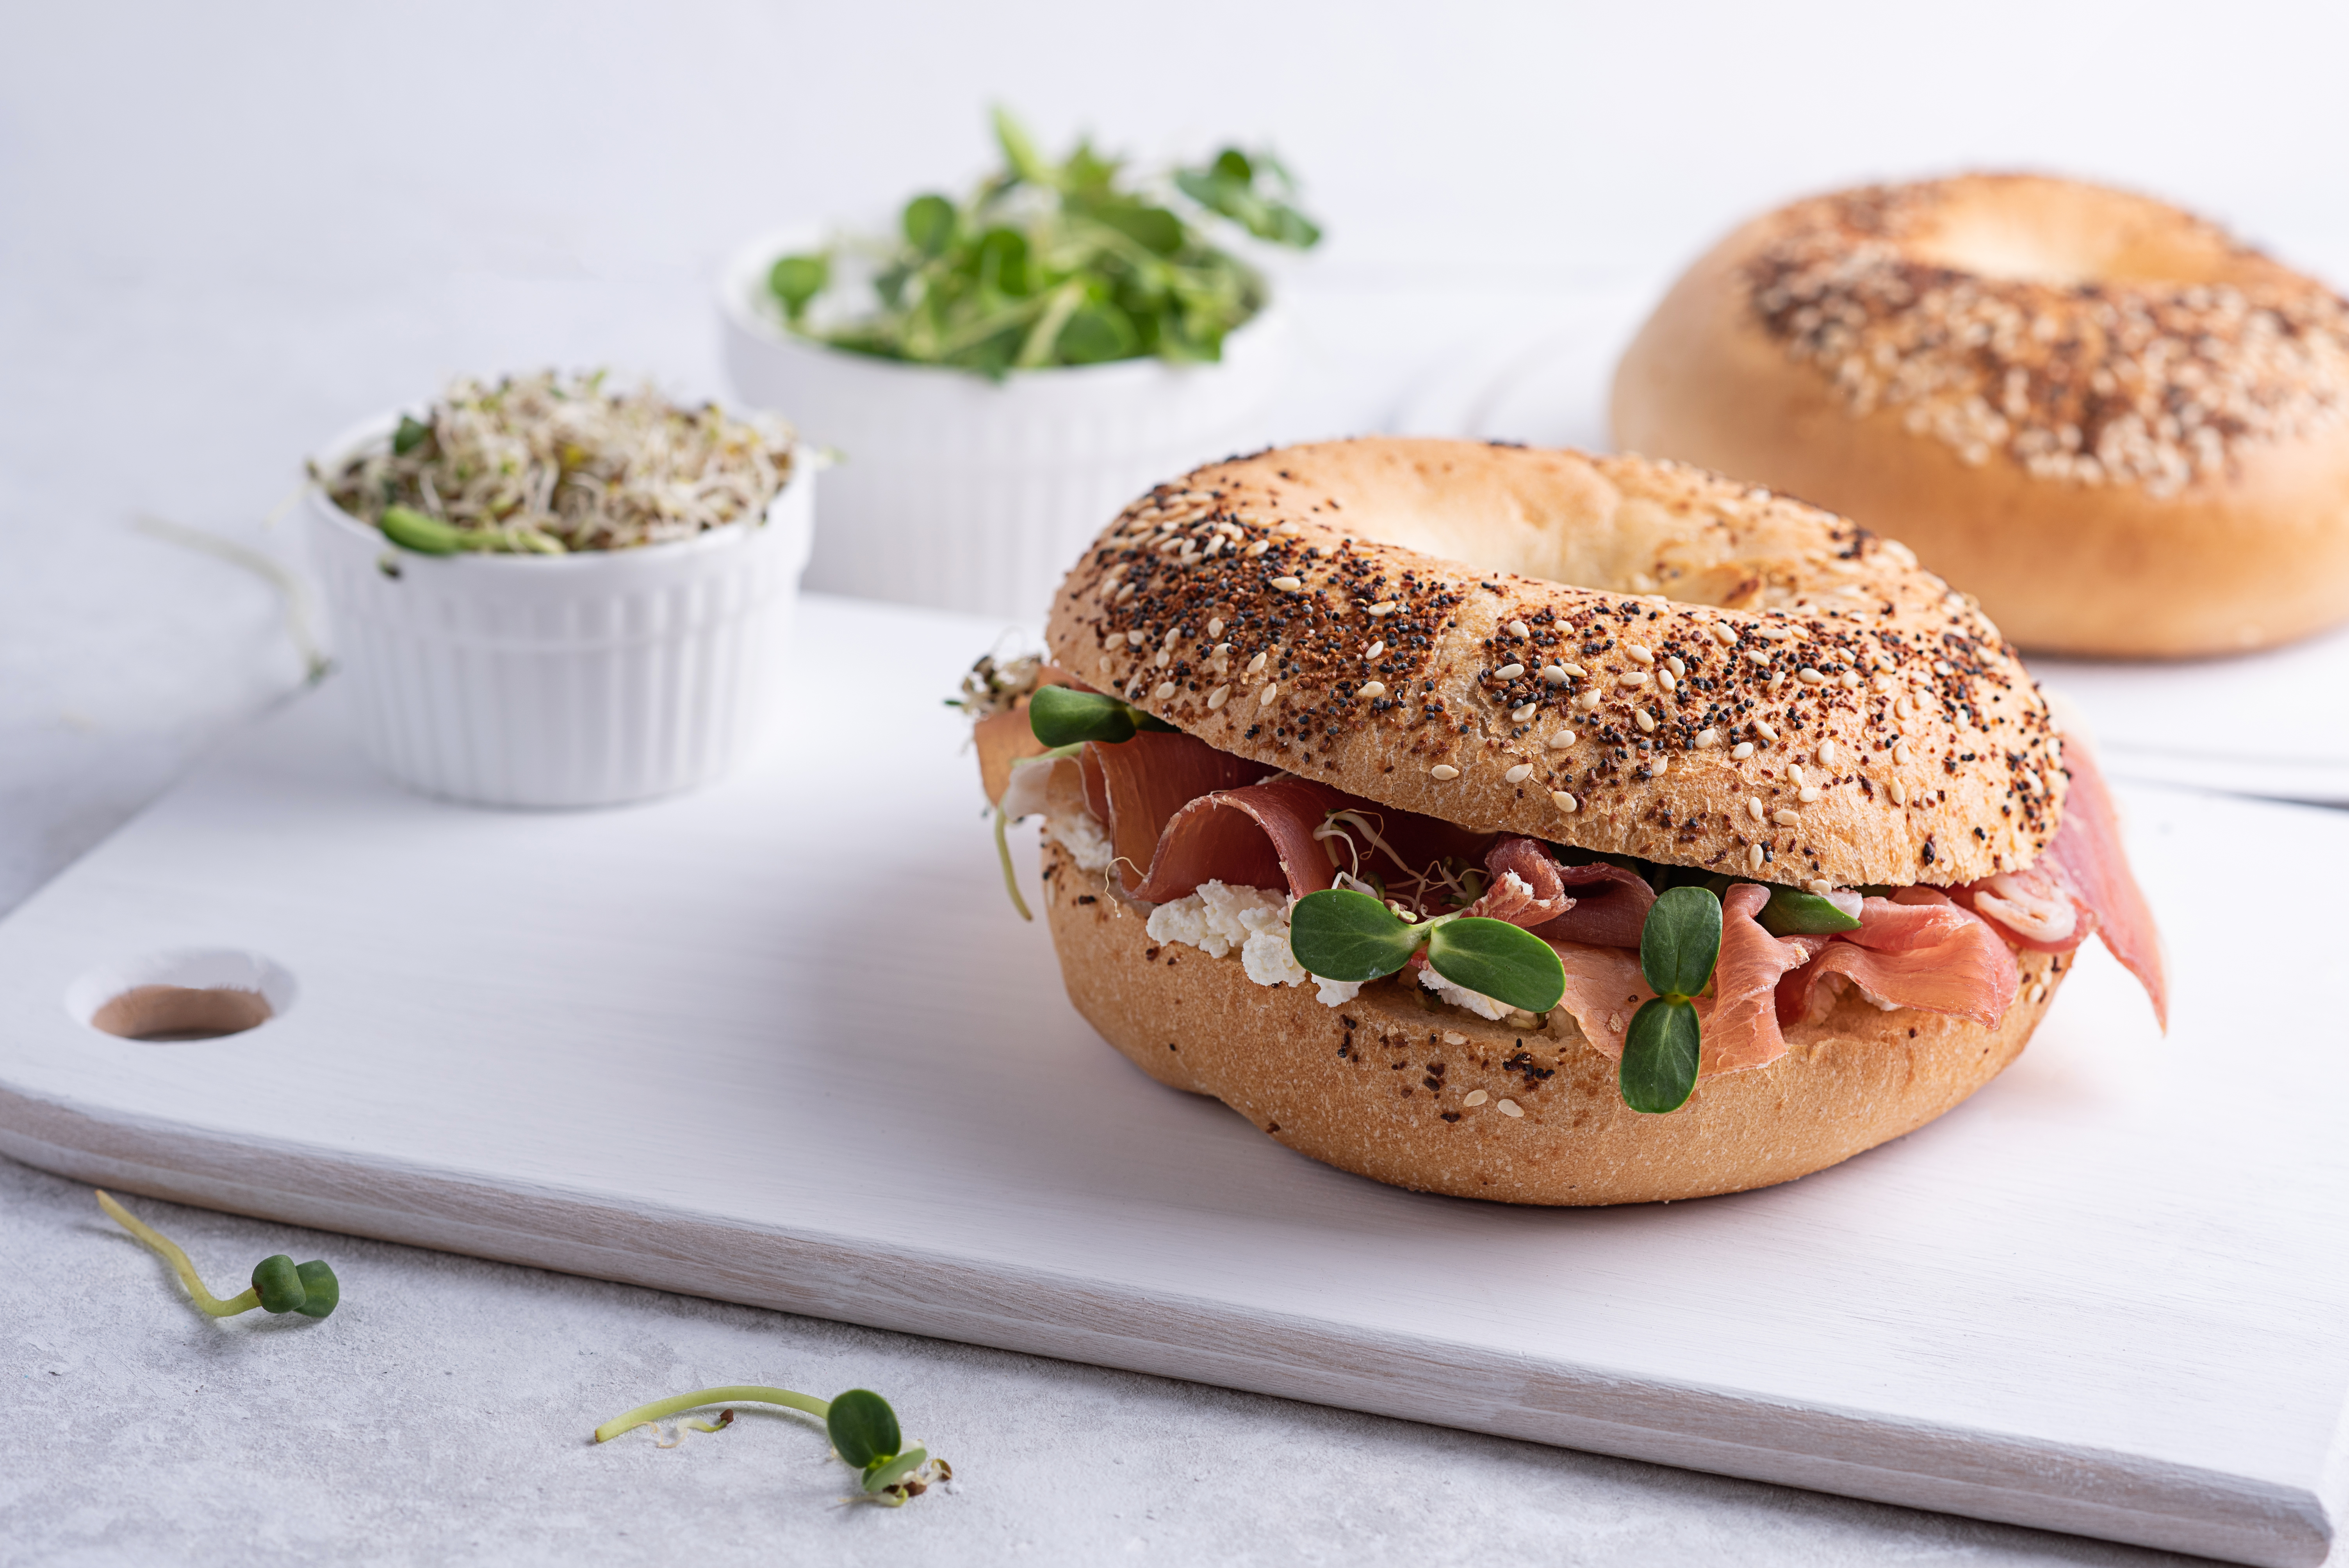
(1747, 798, 1766, 822)
(1627, 643, 1655, 664)
(1746, 649, 1773, 667)
(1497, 1098, 1524, 1119)
(1893, 739, 1912, 764)
(1245, 651, 1269, 675)
(1806, 878, 1834, 895)
(1207, 685, 1231, 710)
(1890, 778, 1909, 805)
(1207, 617, 1225, 637)
(1798, 786, 1823, 802)
(1154, 681, 1177, 700)
(1797, 667, 1827, 686)
(1115, 583, 1136, 603)
(1364, 601, 1398, 617)
(1695, 727, 1720, 748)
(1504, 763, 1534, 784)
(1552, 790, 1579, 813)
(1818, 740, 1838, 766)
(1575, 690, 1602, 711)
(1244, 539, 1270, 557)
(1620, 671, 1650, 688)
(1463, 1089, 1488, 1106)
(1773, 808, 1801, 826)
(1430, 763, 1460, 780)
(1364, 640, 1385, 660)
(1511, 702, 1538, 722)
(1558, 662, 1588, 678)
(1712, 624, 1739, 647)
(1360, 681, 1388, 700)
(1634, 709, 1657, 732)
(1789, 764, 1808, 785)
(1657, 669, 1678, 693)
(1748, 843, 1766, 869)
(1258, 682, 1280, 704)
(1754, 720, 1779, 743)
(1495, 663, 1525, 680)
(2027, 980, 2048, 1005)
(1442, 1030, 1467, 1044)
(1542, 664, 1569, 685)
(1732, 741, 1755, 759)
(1507, 619, 1530, 638)
(1126, 629, 1146, 647)
(1665, 656, 1686, 677)
(1548, 730, 1577, 748)
(1270, 576, 1303, 592)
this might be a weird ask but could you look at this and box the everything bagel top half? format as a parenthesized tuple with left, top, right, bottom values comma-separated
(1050, 438, 2051, 888)
(1613, 174, 2349, 657)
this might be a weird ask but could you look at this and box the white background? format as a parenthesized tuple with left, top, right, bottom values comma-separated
(5, 4, 2344, 1562)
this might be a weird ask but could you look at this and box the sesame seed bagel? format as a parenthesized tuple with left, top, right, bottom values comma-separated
(1040, 841, 2064, 1205)
(1612, 173, 2349, 657)
(1043, 437, 2060, 890)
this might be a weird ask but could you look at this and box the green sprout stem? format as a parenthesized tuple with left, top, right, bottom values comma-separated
(96, 1190, 261, 1316)
(97, 1190, 340, 1320)
(593, 1385, 829, 1444)
(994, 808, 1033, 922)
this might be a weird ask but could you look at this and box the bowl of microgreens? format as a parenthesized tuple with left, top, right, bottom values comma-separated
(304, 370, 811, 808)
(719, 109, 1318, 621)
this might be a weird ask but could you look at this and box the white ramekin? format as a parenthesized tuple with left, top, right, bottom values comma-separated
(718, 227, 1294, 623)
(303, 415, 814, 809)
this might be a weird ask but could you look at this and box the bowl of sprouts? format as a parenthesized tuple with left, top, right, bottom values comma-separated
(718, 110, 1319, 622)
(304, 370, 812, 808)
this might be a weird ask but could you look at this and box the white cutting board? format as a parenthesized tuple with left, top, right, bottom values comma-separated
(1, 593, 2341, 1567)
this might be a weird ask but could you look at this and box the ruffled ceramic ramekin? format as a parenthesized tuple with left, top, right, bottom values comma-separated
(303, 415, 814, 809)
(717, 228, 1293, 622)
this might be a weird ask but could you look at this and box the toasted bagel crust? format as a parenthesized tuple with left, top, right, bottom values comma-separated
(1613, 174, 2349, 657)
(1044, 437, 2058, 889)
(1040, 842, 2061, 1205)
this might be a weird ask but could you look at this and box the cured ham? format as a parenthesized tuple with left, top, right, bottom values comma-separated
(974, 666, 1078, 806)
(1084, 732, 1274, 894)
(1129, 777, 1349, 903)
(1546, 943, 1655, 1059)
(2028, 743, 2168, 1028)
(1465, 837, 1575, 926)
(1776, 888, 2018, 1030)
(1962, 866, 2094, 953)
(1531, 863, 1657, 950)
(1696, 883, 1830, 1074)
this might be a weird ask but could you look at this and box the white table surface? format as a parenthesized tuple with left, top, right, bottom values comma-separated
(7, 4, 2345, 1563)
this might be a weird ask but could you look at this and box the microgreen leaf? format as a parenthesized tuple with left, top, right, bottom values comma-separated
(1288, 889, 1423, 983)
(1640, 885, 1722, 1001)
(1423, 917, 1567, 1014)
(250, 1254, 307, 1314)
(902, 194, 957, 257)
(767, 254, 829, 321)
(1757, 885, 1863, 935)
(291, 1260, 340, 1319)
(391, 414, 432, 456)
(864, 1445, 929, 1493)
(1620, 998, 1702, 1114)
(1025, 686, 1173, 746)
(378, 504, 462, 556)
(826, 1389, 901, 1470)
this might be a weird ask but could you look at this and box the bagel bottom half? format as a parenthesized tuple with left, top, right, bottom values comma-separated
(1040, 843, 2065, 1205)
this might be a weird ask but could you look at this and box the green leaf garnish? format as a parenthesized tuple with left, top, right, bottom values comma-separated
(1640, 885, 1723, 1001)
(250, 1254, 307, 1314)
(1025, 685, 1173, 746)
(1620, 998, 1702, 1114)
(1288, 888, 1424, 982)
(391, 414, 432, 456)
(901, 194, 958, 257)
(767, 254, 829, 321)
(826, 1388, 900, 1469)
(291, 1259, 340, 1319)
(379, 504, 463, 556)
(1757, 885, 1862, 935)
(1424, 917, 1567, 1014)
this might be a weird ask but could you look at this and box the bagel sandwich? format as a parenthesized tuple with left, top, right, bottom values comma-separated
(965, 438, 2166, 1205)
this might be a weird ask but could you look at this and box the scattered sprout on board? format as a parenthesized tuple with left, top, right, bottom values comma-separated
(320, 370, 797, 556)
(770, 108, 1320, 379)
(595, 1384, 949, 1506)
(96, 1190, 340, 1320)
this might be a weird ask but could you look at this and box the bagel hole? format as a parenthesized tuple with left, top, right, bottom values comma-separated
(68, 948, 296, 1043)
(1906, 180, 2244, 289)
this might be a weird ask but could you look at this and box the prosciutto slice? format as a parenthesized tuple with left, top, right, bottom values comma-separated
(973, 667, 1078, 807)
(1776, 888, 2019, 1030)
(1465, 837, 1575, 926)
(1696, 883, 1830, 1074)
(1083, 732, 1275, 894)
(1531, 863, 1658, 950)
(2035, 744, 2168, 1028)
(1960, 864, 2094, 953)
(1546, 943, 1655, 1059)
(1128, 777, 1351, 903)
